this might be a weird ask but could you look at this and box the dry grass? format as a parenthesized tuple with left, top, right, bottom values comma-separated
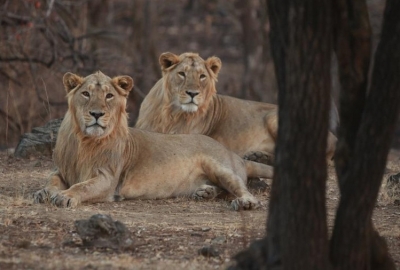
(379, 152, 400, 206)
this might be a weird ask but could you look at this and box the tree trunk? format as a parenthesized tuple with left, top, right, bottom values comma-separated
(266, 0, 332, 268)
(330, 0, 400, 268)
(332, 0, 371, 189)
(230, 0, 399, 269)
(231, 0, 332, 269)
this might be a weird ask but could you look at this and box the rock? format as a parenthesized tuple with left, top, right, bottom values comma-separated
(228, 239, 269, 270)
(15, 240, 31, 249)
(14, 118, 63, 158)
(387, 173, 400, 185)
(198, 245, 220, 257)
(211, 235, 226, 245)
(75, 214, 134, 250)
(247, 178, 269, 192)
(385, 173, 400, 201)
(33, 161, 42, 167)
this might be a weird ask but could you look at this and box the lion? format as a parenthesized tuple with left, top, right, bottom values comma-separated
(135, 52, 337, 163)
(33, 71, 274, 210)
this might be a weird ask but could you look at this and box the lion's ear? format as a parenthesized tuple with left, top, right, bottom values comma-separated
(159, 52, 180, 70)
(112, 75, 134, 95)
(205, 56, 222, 76)
(63, 72, 83, 93)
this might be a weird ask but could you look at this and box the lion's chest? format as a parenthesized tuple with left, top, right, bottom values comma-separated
(57, 148, 123, 187)
(166, 114, 213, 135)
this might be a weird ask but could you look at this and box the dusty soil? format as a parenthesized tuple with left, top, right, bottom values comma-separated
(0, 150, 399, 269)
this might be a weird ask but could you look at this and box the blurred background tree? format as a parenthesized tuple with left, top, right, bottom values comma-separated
(0, 0, 386, 149)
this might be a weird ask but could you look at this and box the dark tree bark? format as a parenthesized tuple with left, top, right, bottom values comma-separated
(231, 0, 332, 269)
(330, 0, 400, 268)
(266, 0, 331, 269)
(332, 0, 371, 190)
(230, 0, 399, 269)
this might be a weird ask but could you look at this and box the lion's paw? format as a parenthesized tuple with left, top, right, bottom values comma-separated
(231, 195, 260, 211)
(50, 191, 79, 208)
(33, 189, 50, 204)
(244, 151, 274, 165)
(192, 185, 219, 200)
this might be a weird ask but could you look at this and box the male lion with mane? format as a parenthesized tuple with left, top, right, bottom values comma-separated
(135, 52, 337, 163)
(33, 71, 273, 210)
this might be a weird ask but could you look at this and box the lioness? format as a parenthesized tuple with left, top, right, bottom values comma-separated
(33, 71, 273, 210)
(135, 52, 337, 163)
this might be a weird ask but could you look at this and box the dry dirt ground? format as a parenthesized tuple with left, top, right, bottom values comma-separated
(0, 150, 399, 270)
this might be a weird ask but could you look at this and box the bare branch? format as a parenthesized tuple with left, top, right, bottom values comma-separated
(0, 56, 53, 67)
(46, 0, 55, 17)
(0, 12, 31, 26)
(75, 30, 118, 41)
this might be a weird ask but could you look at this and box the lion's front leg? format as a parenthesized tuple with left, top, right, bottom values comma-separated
(203, 161, 260, 210)
(50, 189, 80, 207)
(50, 168, 117, 208)
(33, 172, 68, 204)
(231, 194, 260, 210)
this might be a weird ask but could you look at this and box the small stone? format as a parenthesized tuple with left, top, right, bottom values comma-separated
(6, 148, 15, 157)
(211, 236, 226, 245)
(388, 173, 400, 185)
(385, 173, 400, 200)
(33, 161, 42, 167)
(247, 178, 269, 192)
(75, 214, 134, 250)
(15, 240, 31, 249)
(198, 245, 219, 257)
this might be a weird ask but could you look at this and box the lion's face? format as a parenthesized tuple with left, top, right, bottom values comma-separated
(63, 71, 133, 138)
(159, 52, 222, 113)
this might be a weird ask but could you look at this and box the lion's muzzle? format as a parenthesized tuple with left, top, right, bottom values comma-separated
(186, 90, 199, 99)
(89, 110, 105, 120)
(180, 90, 200, 112)
(85, 110, 107, 136)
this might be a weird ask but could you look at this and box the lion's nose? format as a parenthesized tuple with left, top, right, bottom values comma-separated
(89, 111, 105, 120)
(186, 91, 199, 98)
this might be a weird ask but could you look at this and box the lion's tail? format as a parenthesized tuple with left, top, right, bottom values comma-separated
(245, 160, 274, 179)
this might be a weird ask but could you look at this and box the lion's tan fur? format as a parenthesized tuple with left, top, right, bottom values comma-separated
(33, 71, 273, 210)
(136, 53, 222, 135)
(136, 52, 337, 161)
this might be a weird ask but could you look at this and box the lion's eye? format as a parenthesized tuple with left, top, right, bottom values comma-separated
(178, 72, 185, 77)
(106, 93, 114, 99)
(82, 91, 90, 97)
(200, 74, 206, 80)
